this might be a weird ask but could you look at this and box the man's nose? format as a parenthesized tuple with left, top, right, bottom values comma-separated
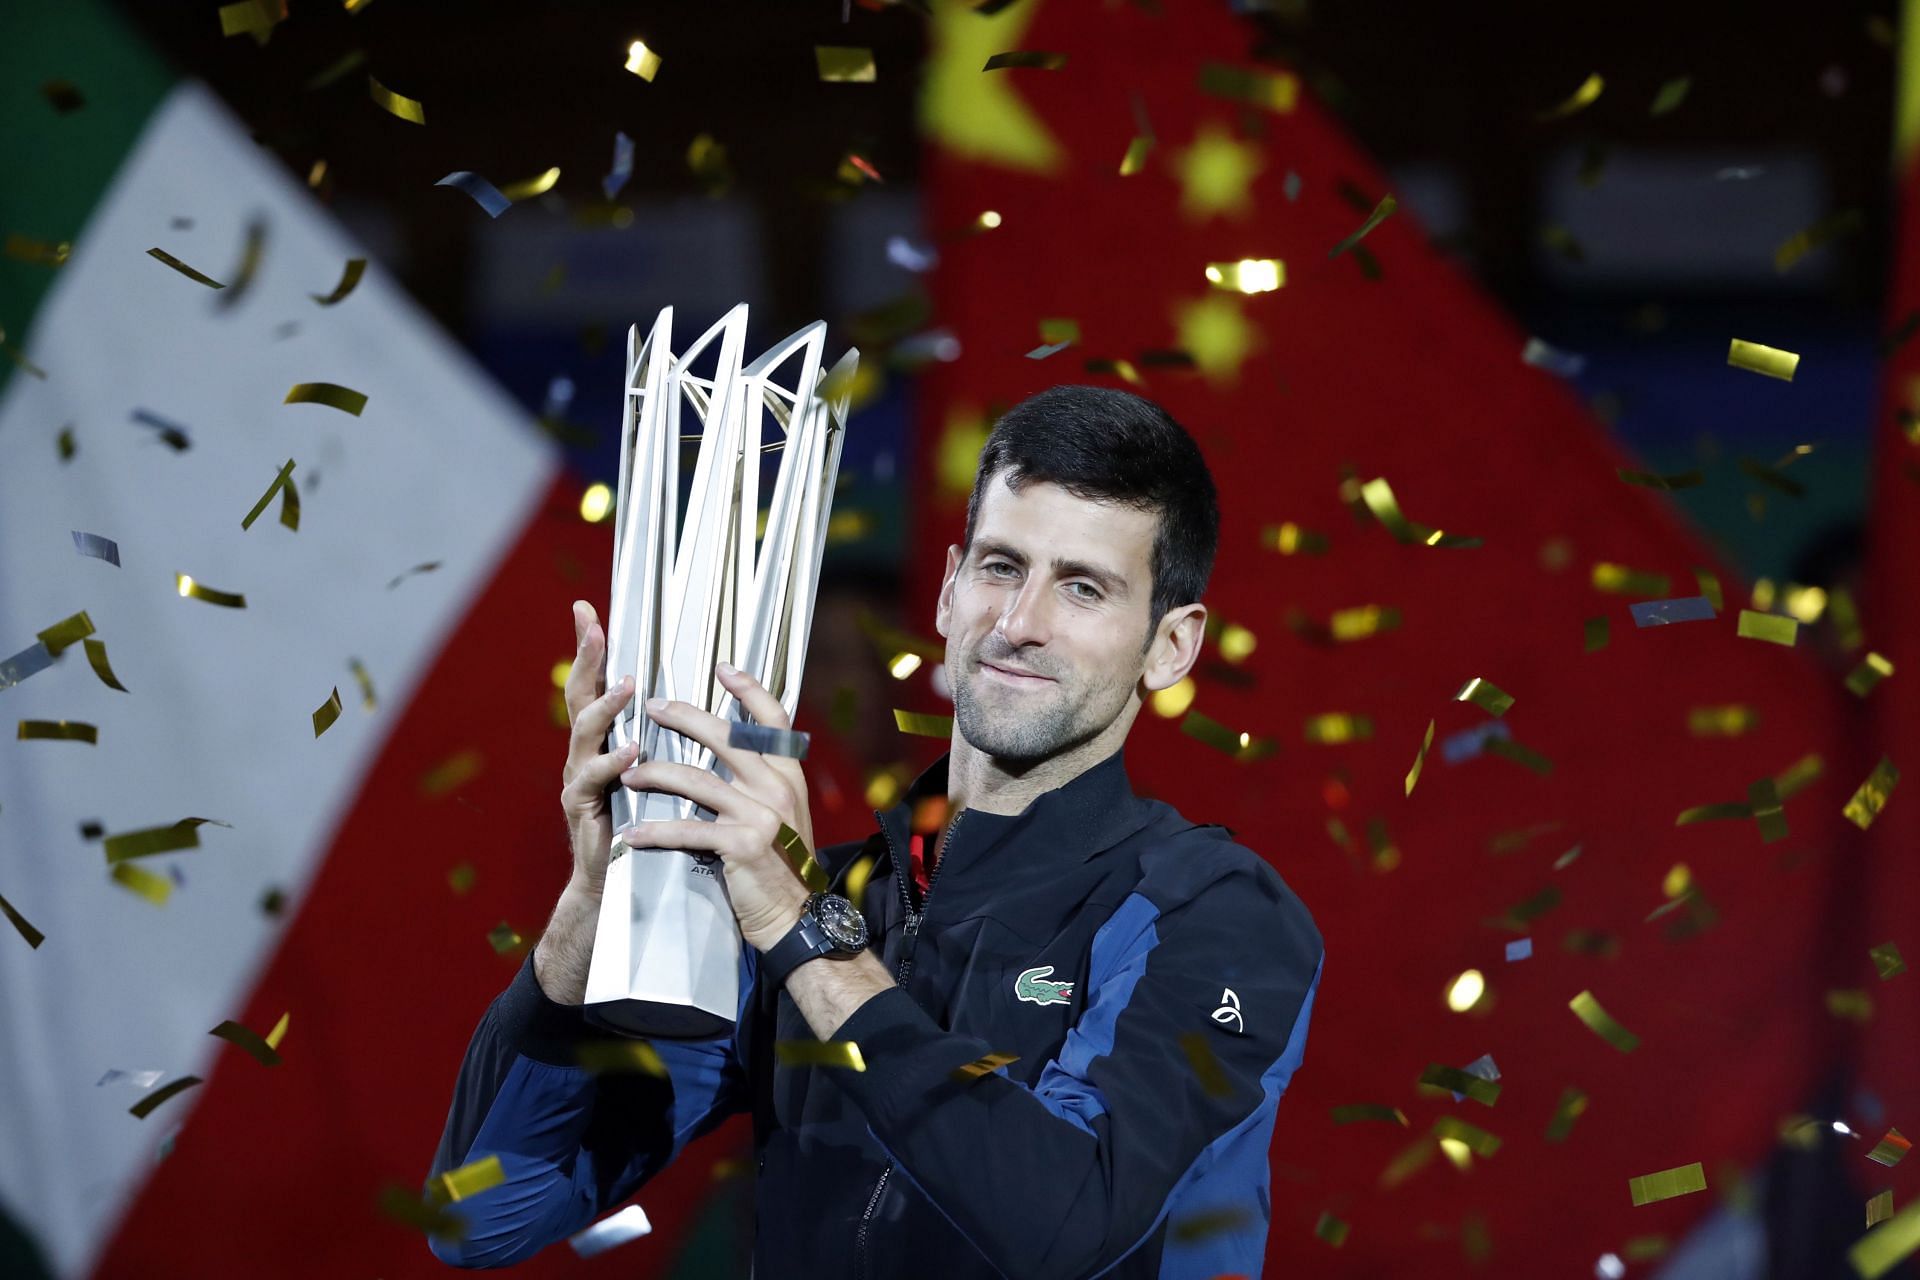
(994, 578, 1052, 648)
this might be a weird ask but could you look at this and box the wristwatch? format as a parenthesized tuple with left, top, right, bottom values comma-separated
(760, 893, 870, 989)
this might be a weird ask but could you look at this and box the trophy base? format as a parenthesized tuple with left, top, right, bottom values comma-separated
(583, 995, 737, 1042)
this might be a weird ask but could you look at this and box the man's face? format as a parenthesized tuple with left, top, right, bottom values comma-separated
(936, 476, 1160, 764)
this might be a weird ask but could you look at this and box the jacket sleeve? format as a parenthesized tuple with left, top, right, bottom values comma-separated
(425, 950, 751, 1267)
(828, 857, 1322, 1280)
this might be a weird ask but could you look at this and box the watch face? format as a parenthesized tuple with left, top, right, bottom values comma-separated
(814, 895, 868, 951)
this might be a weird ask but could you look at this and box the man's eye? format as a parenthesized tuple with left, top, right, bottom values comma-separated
(1068, 582, 1101, 601)
(985, 561, 1018, 577)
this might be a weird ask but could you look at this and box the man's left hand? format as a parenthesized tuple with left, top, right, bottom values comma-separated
(617, 662, 816, 951)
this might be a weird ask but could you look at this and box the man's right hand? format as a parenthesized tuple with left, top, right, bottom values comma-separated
(560, 599, 637, 898)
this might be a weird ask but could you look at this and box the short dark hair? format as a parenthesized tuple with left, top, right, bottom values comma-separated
(962, 386, 1219, 633)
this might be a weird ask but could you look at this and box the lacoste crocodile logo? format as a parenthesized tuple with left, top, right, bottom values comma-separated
(1015, 965, 1075, 1007)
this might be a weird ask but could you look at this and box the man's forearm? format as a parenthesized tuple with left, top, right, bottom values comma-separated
(783, 948, 897, 1039)
(531, 880, 602, 1004)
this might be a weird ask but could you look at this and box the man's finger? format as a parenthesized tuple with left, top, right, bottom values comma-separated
(643, 696, 783, 788)
(568, 741, 640, 796)
(716, 662, 792, 730)
(622, 759, 768, 822)
(571, 677, 633, 752)
(616, 818, 732, 855)
(564, 623, 609, 719)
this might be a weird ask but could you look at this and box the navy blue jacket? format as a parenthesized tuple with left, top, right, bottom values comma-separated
(427, 749, 1323, 1278)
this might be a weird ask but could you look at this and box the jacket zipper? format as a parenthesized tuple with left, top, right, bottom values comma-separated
(853, 808, 964, 1280)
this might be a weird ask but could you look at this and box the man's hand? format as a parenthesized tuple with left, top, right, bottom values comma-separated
(559, 600, 637, 898)
(616, 662, 816, 951)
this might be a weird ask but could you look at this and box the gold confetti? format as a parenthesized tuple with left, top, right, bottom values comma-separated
(1492, 885, 1562, 930)
(893, 709, 953, 738)
(815, 45, 876, 82)
(1179, 1032, 1232, 1097)
(1330, 196, 1398, 259)
(1119, 135, 1153, 176)
(447, 862, 476, 895)
(1180, 711, 1277, 761)
(129, 1075, 201, 1119)
(577, 1041, 668, 1076)
(1847, 652, 1896, 698)
(499, 167, 561, 202)
(1571, 990, 1640, 1053)
(349, 658, 377, 710)
(210, 1018, 283, 1067)
(17, 720, 97, 744)
(265, 1011, 290, 1051)
(623, 39, 662, 81)
(775, 823, 829, 893)
(776, 1040, 868, 1071)
(1728, 338, 1799, 381)
(1872, 942, 1907, 980)
(5, 233, 70, 266)
(1304, 713, 1372, 744)
(1592, 562, 1671, 596)
(1585, 616, 1610, 652)
(83, 639, 128, 692)
(57, 424, 75, 460)
(368, 74, 426, 124)
(422, 750, 483, 795)
(284, 382, 368, 415)
(1358, 476, 1479, 547)
(951, 1052, 1020, 1083)
(1844, 757, 1900, 830)
(1776, 752, 1825, 799)
(1419, 1064, 1501, 1106)
(1870, 1129, 1913, 1168)
(1749, 777, 1789, 843)
(1736, 610, 1799, 646)
(1262, 522, 1329, 555)
(1454, 677, 1514, 717)
(0, 891, 45, 949)
(1404, 719, 1435, 797)
(1204, 259, 1284, 294)
(103, 819, 222, 864)
(983, 50, 1067, 70)
(311, 257, 366, 305)
(1830, 990, 1875, 1022)
(175, 573, 245, 608)
(1196, 63, 1298, 112)
(217, 217, 267, 310)
(1688, 705, 1758, 737)
(379, 1184, 466, 1238)
(1628, 1161, 1706, 1206)
(436, 1154, 505, 1203)
(312, 687, 344, 738)
(1330, 1103, 1409, 1126)
(1432, 1115, 1502, 1156)
(242, 459, 297, 530)
(1650, 76, 1691, 115)
(1485, 735, 1554, 776)
(113, 861, 173, 905)
(146, 247, 225, 289)
(1869, 1190, 1896, 1228)
(487, 922, 522, 954)
(1539, 72, 1605, 121)
(1675, 801, 1752, 826)
(1314, 1210, 1350, 1248)
(1618, 467, 1705, 490)
(1545, 1086, 1588, 1142)
(1853, 1198, 1920, 1280)
(1775, 209, 1864, 273)
(218, 0, 283, 42)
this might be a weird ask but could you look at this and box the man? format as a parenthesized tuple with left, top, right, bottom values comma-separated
(427, 385, 1324, 1278)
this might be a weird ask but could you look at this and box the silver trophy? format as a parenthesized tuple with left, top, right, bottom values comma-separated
(583, 305, 855, 1039)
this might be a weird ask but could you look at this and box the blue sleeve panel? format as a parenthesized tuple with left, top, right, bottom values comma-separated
(830, 845, 1323, 1280)
(425, 949, 754, 1268)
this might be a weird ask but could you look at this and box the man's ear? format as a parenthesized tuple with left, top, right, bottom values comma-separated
(934, 544, 964, 639)
(1142, 603, 1207, 693)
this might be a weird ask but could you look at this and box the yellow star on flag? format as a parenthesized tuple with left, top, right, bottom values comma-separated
(1174, 123, 1263, 221)
(1175, 294, 1257, 384)
(921, 0, 1063, 173)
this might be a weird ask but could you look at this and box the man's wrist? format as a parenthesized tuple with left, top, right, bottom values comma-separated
(744, 885, 813, 953)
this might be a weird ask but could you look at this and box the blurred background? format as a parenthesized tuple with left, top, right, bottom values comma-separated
(4, 0, 1920, 1277)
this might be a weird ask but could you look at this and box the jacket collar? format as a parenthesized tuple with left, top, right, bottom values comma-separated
(874, 747, 1152, 873)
